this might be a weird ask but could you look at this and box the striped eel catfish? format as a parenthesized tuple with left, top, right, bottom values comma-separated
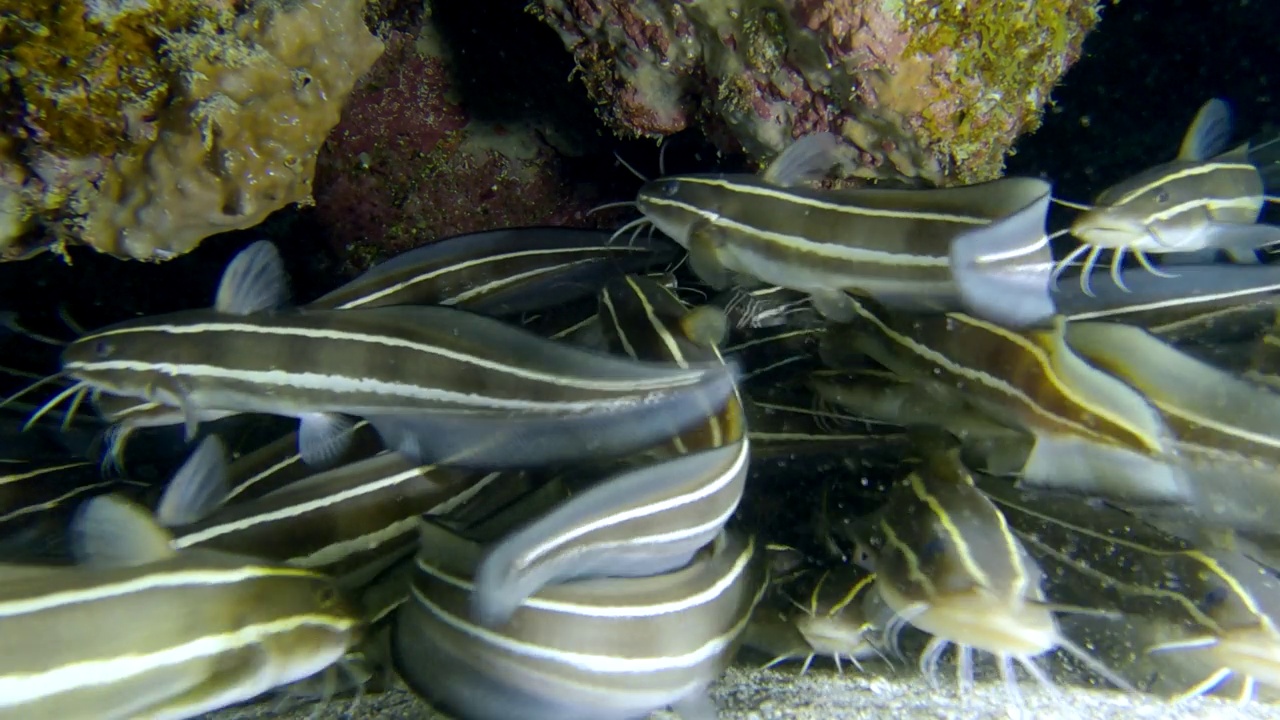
(1055, 262, 1280, 357)
(466, 444, 751, 629)
(465, 273, 749, 627)
(1065, 321, 1280, 533)
(983, 481, 1280, 700)
(87, 321, 604, 472)
(807, 369, 1020, 448)
(824, 302, 1188, 503)
(1063, 98, 1280, 291)
(156, 436, 508, 589)
(393, 519, 766, 720)
(742, 389, 910, 462)
(0, 494, 359, 720)
(79, 234, 660, 454)
(843, 447, 1132, 697)
(215, 419, 384, 504)
(722, 324, 826, 387)
(744, 562, 889, 675)
(57, 246, 738, 469)
(636, 132, 1057, 328)
(308, 227, 679, 316)
(0, 458, 117, 561)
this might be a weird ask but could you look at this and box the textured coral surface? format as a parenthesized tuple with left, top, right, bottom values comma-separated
(532, 0, 1101, 184)
(1, 0, 236, 160)
(313, 28, 582, 270)
(309, 0, 638, 272)
(0, 0, 383, 261)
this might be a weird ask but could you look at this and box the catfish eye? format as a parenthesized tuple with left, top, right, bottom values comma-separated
(857, 547, 874, 567)
(1155, 189, 1171, 204)
(851, 541, 877, 571)
(315, 585, 342, 609)
(93, 340, 115, 358)
(920, 537, 945, 561)
(660, 180, 680, 198)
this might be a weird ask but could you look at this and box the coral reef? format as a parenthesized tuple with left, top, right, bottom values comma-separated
(0, 0, 383, 261)
(309, 1, 626, 273)
(531, 0, 1102, 184)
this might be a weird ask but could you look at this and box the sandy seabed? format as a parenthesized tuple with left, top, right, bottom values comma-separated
(208, 665, 1277, 720)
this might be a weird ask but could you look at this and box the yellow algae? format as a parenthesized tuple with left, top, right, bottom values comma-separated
(0, 0, 384, 261)
(899, 0, 1103, 180)
(0, 0, 236, 157)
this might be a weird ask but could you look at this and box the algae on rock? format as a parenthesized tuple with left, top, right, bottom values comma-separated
(0, 0, 384, 261)
(531, 0, 1104, 184)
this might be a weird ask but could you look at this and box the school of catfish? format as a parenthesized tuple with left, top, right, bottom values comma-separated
(4, 97, 1280, 718)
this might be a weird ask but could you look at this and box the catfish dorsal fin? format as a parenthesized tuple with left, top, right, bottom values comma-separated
(763, 133, 844, 187)
(71, 494, 177, 567)
(214, 240, 291, 315)
(1178, 98, 1233, 161)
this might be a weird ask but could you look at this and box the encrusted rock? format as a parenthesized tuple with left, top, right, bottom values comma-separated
(309, 2, 625, 273)
(531, 0, 1102, 184)
(0, 0, 383, 260)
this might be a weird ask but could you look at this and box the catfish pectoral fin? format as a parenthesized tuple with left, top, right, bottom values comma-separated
(808, 289, 861, 323)
(687, 222, 735, 290)
(297, 412, 358, 469)
(155, 435, 230, 527)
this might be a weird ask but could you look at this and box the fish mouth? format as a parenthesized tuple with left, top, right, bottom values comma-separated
(1069, 216, 1150, 249)
(639, 214, 692, 248)
(794, 615, 873, 657)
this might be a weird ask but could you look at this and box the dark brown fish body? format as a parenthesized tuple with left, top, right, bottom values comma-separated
(63, 305, 737, 469)
(984, 481, 1280, 698)
(1067, 321, 1280, 532)
(464, 274, 750, 627)
(827, 303, 1186, 502)
(0, 459, 116, 561)
(311, 227, 677, 315)
(171, 452, 504, 588)
(394, 522, 765, 720)
(639, 151, 1056, 328)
